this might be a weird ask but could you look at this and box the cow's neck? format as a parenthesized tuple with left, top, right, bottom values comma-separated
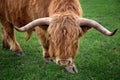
(49, 0, 82, 17)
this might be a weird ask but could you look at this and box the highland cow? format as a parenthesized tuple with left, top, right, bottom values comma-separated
(0, 0, 117, 73)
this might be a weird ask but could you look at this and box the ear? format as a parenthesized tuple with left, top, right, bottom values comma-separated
(40, 25, 49, 30)
(80, 25, 91, 34)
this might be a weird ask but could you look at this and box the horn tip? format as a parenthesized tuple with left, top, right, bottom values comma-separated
(110, 28, 118, 36)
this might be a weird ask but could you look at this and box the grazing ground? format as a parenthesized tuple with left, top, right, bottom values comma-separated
(0, 0, 120, 80)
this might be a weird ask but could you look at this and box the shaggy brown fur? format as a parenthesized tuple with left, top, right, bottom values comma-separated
(48, 0, 83, 60)
(0, 0, 51, 55)
(48, 15, 82, 59)
(0, 0, 87, 65)
(48, 14, 82, 59)
(49, 0, 82, 16)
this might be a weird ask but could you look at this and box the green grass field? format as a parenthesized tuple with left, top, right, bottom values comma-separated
(0, 0, 120, 80)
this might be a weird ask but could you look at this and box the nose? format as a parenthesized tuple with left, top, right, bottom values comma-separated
(57, 59, 72, 66)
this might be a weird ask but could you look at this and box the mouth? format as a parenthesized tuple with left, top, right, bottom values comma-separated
(65, 64, 78, 73)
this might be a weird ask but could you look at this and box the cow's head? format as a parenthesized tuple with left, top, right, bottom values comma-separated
(15, 15, 117, 72)
(47, 15, 82, 66)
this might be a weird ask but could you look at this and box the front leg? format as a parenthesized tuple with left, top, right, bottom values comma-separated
(43, 48, 54, 63)
(35, 27, 54, 63)
(1, 20, 23, 56)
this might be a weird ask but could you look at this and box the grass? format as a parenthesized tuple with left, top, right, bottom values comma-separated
(0, 0, 120, 80)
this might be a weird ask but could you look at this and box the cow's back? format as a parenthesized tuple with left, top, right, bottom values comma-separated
(0, 0, 51, 27)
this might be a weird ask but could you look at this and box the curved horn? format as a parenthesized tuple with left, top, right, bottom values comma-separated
(15, 17, 52, 32)
(78, 18, 118, 36)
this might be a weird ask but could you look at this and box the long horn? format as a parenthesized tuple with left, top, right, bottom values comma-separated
(15, 17, 52, 32)
(78, 18, 118, 36)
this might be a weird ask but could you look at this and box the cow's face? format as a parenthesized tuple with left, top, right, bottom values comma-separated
(48, 16, 83, 66)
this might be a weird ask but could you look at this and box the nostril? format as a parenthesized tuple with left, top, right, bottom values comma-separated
(58, 60, 61, 65)
(68, 60, 71, 65)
